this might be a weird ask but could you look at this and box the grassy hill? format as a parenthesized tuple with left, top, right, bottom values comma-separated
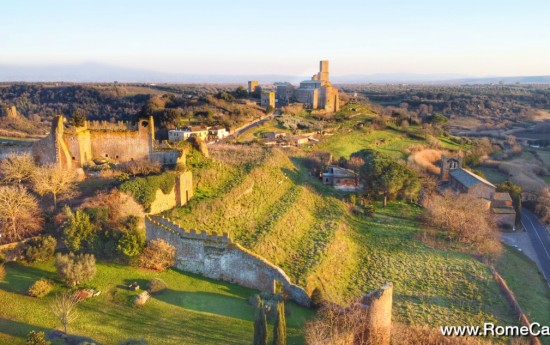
(168, 147, 519, 334)
(0, 261, 312, 345)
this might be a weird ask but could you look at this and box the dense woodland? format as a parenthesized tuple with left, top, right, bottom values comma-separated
(0, 83, 263, 137)
(341, 84, 550, 121)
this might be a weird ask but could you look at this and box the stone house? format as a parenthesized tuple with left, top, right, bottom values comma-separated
(322, 166, 361, 191)
(208, 126, 229, 140)
(440, 155, 516, 228)
(292, 135, 310, 146)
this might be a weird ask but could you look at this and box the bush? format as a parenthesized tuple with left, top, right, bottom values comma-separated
(55, 252, 96, 287)
(310, 287, 325, 308)
(24, 236, 57, 263)
(146, 278, 167, 293)
(116, 226, 145, 258)
(26, 330, 51, 345)
(138, 239, 175, 271)
(28, 278, 54, 298)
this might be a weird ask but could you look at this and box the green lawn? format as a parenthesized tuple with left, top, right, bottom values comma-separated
(476, 166, 509, 185)
(496, 246, 550, 345)
(0, 262, 313, 345)
(347, 203, 516, 329)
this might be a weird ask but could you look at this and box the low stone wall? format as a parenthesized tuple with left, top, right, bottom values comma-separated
(493, 270, 542, 345)
(145, 215, 310, 306)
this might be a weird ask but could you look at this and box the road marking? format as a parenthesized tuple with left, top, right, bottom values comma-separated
(521, 213, 550, 286)
(523, 214, 550, 261)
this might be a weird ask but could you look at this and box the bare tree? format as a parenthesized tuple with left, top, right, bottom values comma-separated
(0, 185, 44, 243)
(0, 152, 36, 183)
(32, 165, 77, 207)
(423, 191, 502, 258)
(50, 291, 80, 334)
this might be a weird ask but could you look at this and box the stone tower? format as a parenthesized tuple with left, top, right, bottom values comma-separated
(440, 155, 463, 182)
(319, 60, 329, 82)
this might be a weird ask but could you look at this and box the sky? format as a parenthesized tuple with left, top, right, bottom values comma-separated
(2, 0, 550, 77)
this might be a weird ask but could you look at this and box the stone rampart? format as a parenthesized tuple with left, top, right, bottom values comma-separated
(145, 215, 311, 306)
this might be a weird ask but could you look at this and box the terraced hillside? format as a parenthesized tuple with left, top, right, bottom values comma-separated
(167, 147, 518, 332)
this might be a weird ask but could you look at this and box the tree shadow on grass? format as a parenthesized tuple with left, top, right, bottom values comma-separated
(0, 317, 51, 340)
(77, 298, 254, 345)
(153, 288, 255, 321)
(0, 262, 57, 294)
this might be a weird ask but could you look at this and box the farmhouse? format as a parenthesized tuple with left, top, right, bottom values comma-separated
(440, 155, 516, 228)
(168, 126, 209, 142)
(322, 166, 361, 191)
(208, 126, 229, 140)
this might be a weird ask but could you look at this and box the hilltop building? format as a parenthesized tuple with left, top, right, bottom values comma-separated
(277, 60, 340, 112)
(260, 91, 275, 109)
(439, 155, 516, 228)
(32, 116, 185, 169)
(247, 60, 340, 113)
(248, 80, 259, 94)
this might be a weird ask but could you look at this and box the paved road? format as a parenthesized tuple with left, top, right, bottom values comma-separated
(217, 112, 277, 143)
(521, 209, 550, 286)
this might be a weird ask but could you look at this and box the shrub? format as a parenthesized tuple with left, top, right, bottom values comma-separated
(116, 226, 145, 258)
(146, 278, 167, 293)
(28, 278, 54, 298)
(55, 252, 96, 287)
(63, 208, 96, 253)
(138, 239, 175, 271)
(310, 288, 325, 308)
(26, 330, 51, 345)
(25, 236, 57, 263)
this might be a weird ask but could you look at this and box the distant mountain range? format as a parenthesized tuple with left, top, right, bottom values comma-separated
(0, 63, 549, 84)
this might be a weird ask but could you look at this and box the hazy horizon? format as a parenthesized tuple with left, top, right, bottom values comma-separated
(2, 0, 550, 77)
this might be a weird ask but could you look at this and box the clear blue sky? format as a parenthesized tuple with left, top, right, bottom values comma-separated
(2, 0, 549, 76)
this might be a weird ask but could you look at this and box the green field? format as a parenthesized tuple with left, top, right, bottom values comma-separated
(0, 261, 312, 345)
(168, 147, 518, 332)
(496, 246, 550, 330)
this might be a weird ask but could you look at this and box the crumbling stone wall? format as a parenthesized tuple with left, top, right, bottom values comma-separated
(32, 115, 183, 169)
(147, 172, 193, 214)
(358, 282, 393, 345)
(145, 215, 311, 306)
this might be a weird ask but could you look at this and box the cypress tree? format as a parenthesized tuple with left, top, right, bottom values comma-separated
(253, 299, 267, 345)
(272, 301, 286, 345)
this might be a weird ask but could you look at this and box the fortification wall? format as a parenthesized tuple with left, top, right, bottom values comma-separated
(89, 130, 150, 162)
(147, 172, 192, 214)
(145, 215, 311, 306)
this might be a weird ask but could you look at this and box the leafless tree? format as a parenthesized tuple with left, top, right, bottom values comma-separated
(424, 191, 502, 258)
(32, 165, 77, 207)
(0, 152, 36, 183)
(0, 185, 43, 243)
(50, 291, 80, 334)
